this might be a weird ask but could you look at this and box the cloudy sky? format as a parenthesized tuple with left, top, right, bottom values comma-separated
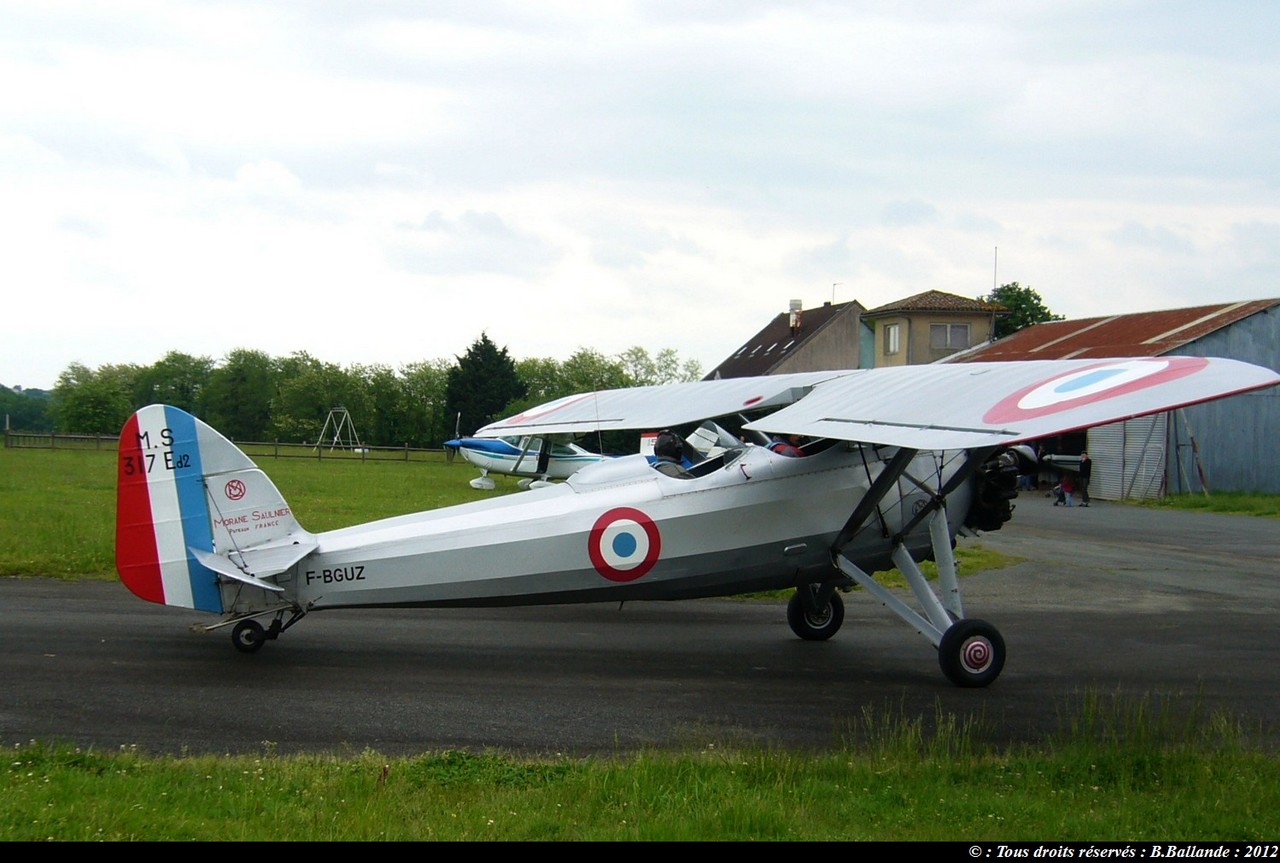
(3, 1, 1278, 390)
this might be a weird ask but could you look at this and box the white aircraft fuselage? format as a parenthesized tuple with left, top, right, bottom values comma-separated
(232, 443, 969, 615)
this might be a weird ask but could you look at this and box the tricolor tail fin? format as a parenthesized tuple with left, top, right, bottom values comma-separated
(116, 405, 315, 613)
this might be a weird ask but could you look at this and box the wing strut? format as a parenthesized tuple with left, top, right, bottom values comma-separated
(829, 447, 998, 649)
(831, 446, 917, 550)
(835, 510, 955, 646)
(894, 445, 998, 540)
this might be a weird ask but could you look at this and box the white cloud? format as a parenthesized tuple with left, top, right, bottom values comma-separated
(2, 1, 1278, 391)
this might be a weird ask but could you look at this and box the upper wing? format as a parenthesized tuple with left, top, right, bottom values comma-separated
(746, 357, 1280, 449)
(475, 370, 860, 437)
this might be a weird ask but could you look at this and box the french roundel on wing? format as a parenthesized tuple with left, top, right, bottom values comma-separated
(588, 507, 662, 583)
(493, 392, 593, 427)
(983, 357, 1208, 423)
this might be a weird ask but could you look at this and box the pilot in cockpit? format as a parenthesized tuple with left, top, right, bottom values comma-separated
(652, 429, 692, 478)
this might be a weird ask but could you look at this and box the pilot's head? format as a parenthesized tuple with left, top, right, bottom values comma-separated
(654, 429, 683, 461)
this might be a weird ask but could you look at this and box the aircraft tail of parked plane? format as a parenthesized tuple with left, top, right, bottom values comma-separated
(115, 357, 1280, 683)
(116, 405, 317, 618)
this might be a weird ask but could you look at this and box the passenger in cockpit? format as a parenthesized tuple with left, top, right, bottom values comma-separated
(767, 432, 806, 457)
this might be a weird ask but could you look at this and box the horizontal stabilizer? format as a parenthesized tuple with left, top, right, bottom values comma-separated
(229, 538, 318, 579)
(190, 548, 286, 593)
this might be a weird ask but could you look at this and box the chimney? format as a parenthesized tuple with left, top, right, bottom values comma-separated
(789, 299, 802, 336)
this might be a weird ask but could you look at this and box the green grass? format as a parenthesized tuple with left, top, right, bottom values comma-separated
(3, 446, 1279, 840)
(0, 447, 510, 578)
(1137, 491, 1280, 518)
(4, 692, 1278, 841)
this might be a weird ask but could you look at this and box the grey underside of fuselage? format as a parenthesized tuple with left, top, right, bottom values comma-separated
(285, 538, 837, 610)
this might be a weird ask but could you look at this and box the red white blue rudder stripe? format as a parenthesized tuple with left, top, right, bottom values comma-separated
(116, 405, 236, 612)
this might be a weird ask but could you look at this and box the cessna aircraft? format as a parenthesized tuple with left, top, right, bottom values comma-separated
(442, 433, 612, 490)
(444, 418, 745, 489)
(115, 357, 1279, 687)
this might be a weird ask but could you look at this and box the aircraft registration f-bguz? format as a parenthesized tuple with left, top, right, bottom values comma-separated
(115, 357, 1280, 687)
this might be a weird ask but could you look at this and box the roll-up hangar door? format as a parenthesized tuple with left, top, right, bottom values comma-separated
(1087, 413, 1168, 501)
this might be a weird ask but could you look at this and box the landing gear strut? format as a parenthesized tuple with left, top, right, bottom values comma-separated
(825, 445, 1011, 687)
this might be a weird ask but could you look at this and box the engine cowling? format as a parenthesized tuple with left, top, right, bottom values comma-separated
(965, 448, 1025, 532)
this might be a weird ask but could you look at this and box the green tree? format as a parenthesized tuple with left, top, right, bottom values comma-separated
(401, 358, 454, 446)
(354, 363, 413, 448)
(560, 348, 630, 392)
(132, 351, 215, 414)
(51, 362, 139, 434)
(618, 346, 703, 385)
(202, 349, 280, 442)
(980, 282, 1064, 340)
(270, 352, 370, 444)
(514, 356, 564, 407)
(0, 385, 52, 432)
(445, 333, 526, 435)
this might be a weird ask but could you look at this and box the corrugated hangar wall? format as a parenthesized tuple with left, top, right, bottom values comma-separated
(1165, 309, 1280, 495)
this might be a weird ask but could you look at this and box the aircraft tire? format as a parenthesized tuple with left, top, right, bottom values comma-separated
(938, 618, 1005, 687)
(232, 619, 266, 654)
(786, 589, 844, 641)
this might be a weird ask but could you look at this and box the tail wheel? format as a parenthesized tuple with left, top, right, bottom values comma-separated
(786, 588, 845, 641)
(938, 618, 1005, 687)
(232, 619, 266, 654)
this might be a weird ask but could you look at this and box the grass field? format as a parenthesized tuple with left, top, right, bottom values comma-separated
(2, 446, 1278, 841)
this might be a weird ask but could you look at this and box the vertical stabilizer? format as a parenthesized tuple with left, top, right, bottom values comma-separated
(116, 405, 304, 613)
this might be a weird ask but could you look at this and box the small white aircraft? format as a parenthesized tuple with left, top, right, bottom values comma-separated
(445, 417, 747, 489)
(115, 357, 1279, 687)
(442, 433, 613, 490)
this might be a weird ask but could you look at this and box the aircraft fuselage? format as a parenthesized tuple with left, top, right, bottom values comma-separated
(222, 444, 975, 615)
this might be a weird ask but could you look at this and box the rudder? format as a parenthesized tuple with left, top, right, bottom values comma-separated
(116, 405, 304, 613)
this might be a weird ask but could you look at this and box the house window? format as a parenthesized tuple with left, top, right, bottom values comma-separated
(884, 323, 900, 355)
(930, 323, 970, 350)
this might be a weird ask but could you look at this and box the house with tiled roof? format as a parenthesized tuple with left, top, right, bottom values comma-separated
(954, 298, 1280, 497)
(704, 299, 871, 380)
(861, 290, 1007, 367)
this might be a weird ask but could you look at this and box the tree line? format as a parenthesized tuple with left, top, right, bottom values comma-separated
(3, 284, 1060, 444)
(2, 333, 704, 447)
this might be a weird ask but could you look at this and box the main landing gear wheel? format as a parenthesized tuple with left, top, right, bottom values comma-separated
(937, 618, 1005, 687)
(232, 619, 266, 654)
(787, 589, 845, 641)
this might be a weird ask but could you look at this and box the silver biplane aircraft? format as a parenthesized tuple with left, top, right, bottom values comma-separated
(115, 357, 1279, 687)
